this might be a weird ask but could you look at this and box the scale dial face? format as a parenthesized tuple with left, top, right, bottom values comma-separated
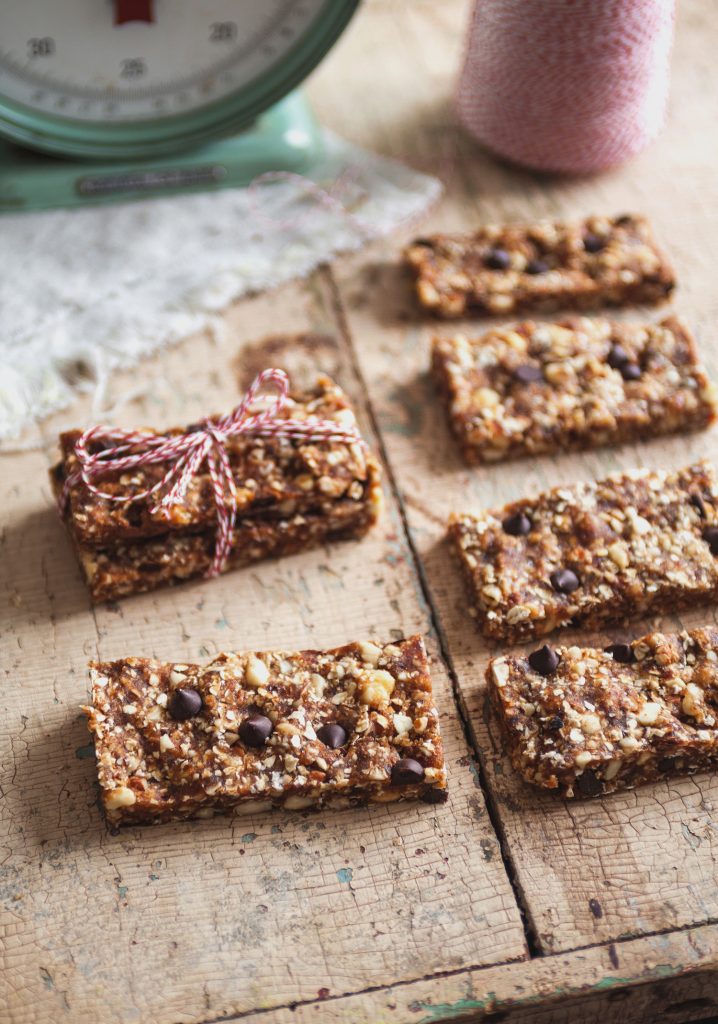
(0, 0, 358, 157)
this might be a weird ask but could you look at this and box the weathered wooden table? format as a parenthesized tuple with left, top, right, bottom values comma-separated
(2, 2, 718, 1022)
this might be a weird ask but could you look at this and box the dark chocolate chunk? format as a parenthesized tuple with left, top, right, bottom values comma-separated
(620, 362, 642, 381)
(690, 493, 707, 519)
(550, 568, 580, 594)
(239, 713, 274, 747)
(420, 785, 449, 804)
(502, 511, 532, 536)
(605, 642, 636, 664)
(607, 343, 630, 369)
(525, 258, 549, 275)
(391, 758, 425, 785)
(703, 527, 718, 555)
(576, 769, 603, 797)
(528, 644, 560, 676)
(484, 248, 512, 270)
(546, 715, 564, 732)
(514, 363, 544, 384)
(167, 687, 203, 721)
(583, 233, 606, 253)
(317, 723, 347, 749)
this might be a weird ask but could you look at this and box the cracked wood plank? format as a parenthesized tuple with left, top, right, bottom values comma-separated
(0, 274, 526, 1024)
(232, 921, 718, 1024)
(325, 0, 718, 959)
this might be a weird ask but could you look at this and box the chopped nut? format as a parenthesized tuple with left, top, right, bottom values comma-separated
(474, 387, 501, 410)
(245, 657, 270, 688)
(358, 669, 395, 708)
(357, 641, 382, 665)
(490, 659, 509, 687)
(607, 542, 630, 570)
(105, 786, 137, 810)
(580, 713, 602, 736)
(637, 702, 661, 726)
(681, 682, 702, 718)
(393, 713, 413, 735)
(619, 735, 640, 752)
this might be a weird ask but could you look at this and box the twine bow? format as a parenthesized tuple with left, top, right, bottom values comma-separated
(59, 368, 365, 578)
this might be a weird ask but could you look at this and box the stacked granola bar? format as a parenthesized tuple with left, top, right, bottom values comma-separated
(52, 376, 382, 602)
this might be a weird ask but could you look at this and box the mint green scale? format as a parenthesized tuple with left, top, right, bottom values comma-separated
(0, 1, 359, 213)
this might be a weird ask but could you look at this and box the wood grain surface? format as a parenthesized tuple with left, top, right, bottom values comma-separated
(2, 1, 718, 1023)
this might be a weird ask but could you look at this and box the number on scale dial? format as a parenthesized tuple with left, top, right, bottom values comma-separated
(0, 0, 327, 121)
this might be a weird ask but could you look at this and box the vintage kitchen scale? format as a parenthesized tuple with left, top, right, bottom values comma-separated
(0, 0, 359, 212)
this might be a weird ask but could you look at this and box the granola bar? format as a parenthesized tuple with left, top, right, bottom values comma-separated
(450, 461, 718, 643)
(432, 316, 717, 465)
(488, 627, 718, 798)
(84, 635, 448, 826)
(405, 214, 675, 318)
(75, 497, 378, 603)
(51, 376, 382, 601)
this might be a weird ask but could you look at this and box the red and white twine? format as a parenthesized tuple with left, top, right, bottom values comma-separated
(59, 368, 365, 578)
(456, 0, 675, 174)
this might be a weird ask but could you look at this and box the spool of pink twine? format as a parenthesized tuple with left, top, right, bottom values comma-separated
(457, 0, 676, 174)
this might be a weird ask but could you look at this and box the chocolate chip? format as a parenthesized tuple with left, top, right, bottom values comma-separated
(546, 715, 564, 732)
(514, 363, 544, 384)
(550, 568, 580, 594)
(528, 645, 560, 676)
(317, 723, 347, 749)
(502, 511, 531, 536)
(412, 238, 435, 248)
(605, 642, 635, 664)
(239, 713, 273, 747)
(420, 786, 449, 804)
(607, 343, 630, 369)
(484, 248, 511, 270)
(168, 687, 203, 721)
(657, 756, 676, 773)
(126, 503, 144, 528)
(88, 439, 111, 454)
(704, 527, 718, 555)
(391, 758, 425, 785)
(690, 493, 707, 518)
(615, 214, 634, 226)
(576, 770, 603, 797)
(526, 258, 549, 275)
(620, 362, 642, 381)
(583, 233, 606, 253)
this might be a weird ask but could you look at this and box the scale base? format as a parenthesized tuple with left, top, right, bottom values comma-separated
(0, 92, 321, 214)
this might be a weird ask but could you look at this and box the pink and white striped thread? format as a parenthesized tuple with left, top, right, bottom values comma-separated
(58, 368, 365, 579)
(457, 0, 676, 174)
